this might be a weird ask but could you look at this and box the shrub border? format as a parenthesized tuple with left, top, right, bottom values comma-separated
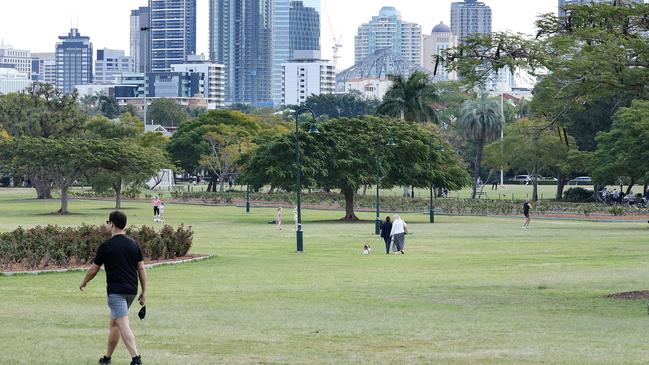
(1, 254, 211, 277)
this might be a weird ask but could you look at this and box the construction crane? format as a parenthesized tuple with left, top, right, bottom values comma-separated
(321, 0, 343, 71)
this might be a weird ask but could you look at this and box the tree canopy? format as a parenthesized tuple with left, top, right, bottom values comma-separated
(377, 71, 439, 123)
(240, 116, 471, 220)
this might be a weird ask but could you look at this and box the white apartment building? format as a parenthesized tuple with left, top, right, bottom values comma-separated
(0, 68, 31, 94)
(281, 50, 335, 106)
(354, 7, 422, 66)
(95, 49, 134, 84)
(171, 55, 226, 109)
(0, 44, 32, 75)
(423, 22, 458, 81)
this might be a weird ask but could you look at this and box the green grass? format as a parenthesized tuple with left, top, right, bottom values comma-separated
(1, 188, 649, 364)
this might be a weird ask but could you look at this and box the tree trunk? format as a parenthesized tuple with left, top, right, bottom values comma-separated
(113, 179, 122, 209)
(471, 140, 484, 199)
(219, 176, 225, 192)
(625, 178, 635, 195)
(341, 187, 359, 221)
(532, 179, 539, 201)
(31, 175, 53, 199)
(58, 186, 69, 214)
(555, 172, 566, 200)
(643, 182, 647, 194)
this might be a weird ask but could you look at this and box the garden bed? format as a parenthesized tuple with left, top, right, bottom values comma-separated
(1, 253, 210, 276)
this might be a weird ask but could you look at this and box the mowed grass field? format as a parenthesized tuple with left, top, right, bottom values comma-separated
(1, 188, 649, 364)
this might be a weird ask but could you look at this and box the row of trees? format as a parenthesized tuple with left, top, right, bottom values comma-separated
(0, 83, 170, 213)
(441, 1, 649, 199)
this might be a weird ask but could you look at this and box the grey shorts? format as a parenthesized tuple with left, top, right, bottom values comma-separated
(107, 294, 136, 319)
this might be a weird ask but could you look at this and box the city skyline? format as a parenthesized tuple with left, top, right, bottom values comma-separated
(0, 0, 557, 70)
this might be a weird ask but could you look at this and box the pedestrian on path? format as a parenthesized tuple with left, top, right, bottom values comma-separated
(80, 211, 147, 365)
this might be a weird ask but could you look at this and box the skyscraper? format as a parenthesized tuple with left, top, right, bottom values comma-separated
(271, 0, 321, 106)
(31, 53, 56, 83)
(130, 7, 151, 73)
(290, 1, 320, 54)
(210, 0, 273, 105)
(149, 0, 196, 72)
(450, 0, 492, 43)
(55, 28, 93, 93)
(95, 49, 134, 84)
(558, 0, 644, 16)
(354, 7, 422, 66)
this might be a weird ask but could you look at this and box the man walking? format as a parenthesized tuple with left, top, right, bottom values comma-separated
(80, 211, 147, 365)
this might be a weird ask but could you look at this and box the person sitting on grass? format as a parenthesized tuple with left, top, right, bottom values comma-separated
(79, 211, 147, 365)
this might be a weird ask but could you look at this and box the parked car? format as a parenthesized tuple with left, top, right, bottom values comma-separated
(511, 175, 531, 182)
(568, 176, 592, 185)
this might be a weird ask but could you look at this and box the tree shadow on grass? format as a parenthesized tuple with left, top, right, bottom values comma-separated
(33, 212, 88, 217)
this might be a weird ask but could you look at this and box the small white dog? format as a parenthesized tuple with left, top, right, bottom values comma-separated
(362, 243, 371, 255)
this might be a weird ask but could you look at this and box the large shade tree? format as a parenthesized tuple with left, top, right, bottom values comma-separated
(240, 116, 471, 220)
(378, 71, 439, 123)
(457, 94, 503, 199)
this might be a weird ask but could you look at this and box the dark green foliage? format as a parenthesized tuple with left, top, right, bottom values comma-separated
(0, 225, 193, 271)
(300, 92, 379, 118)
(563, 187, 595, 202)
(147, 98, 188, 127)
(378, 71, 439, 123)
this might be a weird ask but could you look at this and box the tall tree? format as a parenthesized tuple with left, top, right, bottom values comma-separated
(147, 98, 188, 127)
(300, 92, 379, 118)
(377, 71, 439, 123)
(0, 137, 114, 214)
(457, 94, 503, 199)
(240, 116, 471, 220)
(484, 119, 576, 201)
(0, 83, 87, 198)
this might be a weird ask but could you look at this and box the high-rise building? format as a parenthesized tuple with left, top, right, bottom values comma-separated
(149, 0, 196, 72)
(210, 0, 273, 105)
(281, 50, 334, 106)
(130, 7, 151, 73)
(450, 0, 492, 43)
(55, 28, 93, 93)
(270, 0, 321, 106)
(354, 7, 422, 66)
(95, 49, 134, 84)
(558, 0, 644, 16)
(423, 22, 458, 81)
(31, 53, 56, 84)
(290, 1, 320, 53)
(0, 43, 32, 75)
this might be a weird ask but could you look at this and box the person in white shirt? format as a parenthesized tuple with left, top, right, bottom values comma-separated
(389, 215, 408, 254)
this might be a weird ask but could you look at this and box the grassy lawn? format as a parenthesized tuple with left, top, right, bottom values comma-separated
(1, 188, 649, 364)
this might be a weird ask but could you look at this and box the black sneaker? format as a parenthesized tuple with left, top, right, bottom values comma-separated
(130, 355, 142, 365)
(98, 356, 111, 364)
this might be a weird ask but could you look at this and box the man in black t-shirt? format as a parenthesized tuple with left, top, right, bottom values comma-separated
(80, 211, 147, 365)
(522, 200, 532, 230)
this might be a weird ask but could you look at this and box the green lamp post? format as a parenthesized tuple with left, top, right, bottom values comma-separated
(295, 108, 319, 252)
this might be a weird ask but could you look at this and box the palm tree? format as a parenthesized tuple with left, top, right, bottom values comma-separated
(378, 71, 439, 123)
(458, 94, 503, 199)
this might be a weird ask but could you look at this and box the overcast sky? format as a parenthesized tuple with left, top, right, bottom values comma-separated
(0, 0, 557, 69)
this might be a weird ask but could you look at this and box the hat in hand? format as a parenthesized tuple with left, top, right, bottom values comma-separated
(138, 305, 146, 320)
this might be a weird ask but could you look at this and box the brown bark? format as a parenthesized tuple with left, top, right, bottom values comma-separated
(340, 187, 359, 221)
(555, 172, 566, 200)
(58, 187, 69, 214)
(31, 175, 53, 199)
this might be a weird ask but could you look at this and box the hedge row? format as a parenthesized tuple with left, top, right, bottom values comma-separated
(0, 224, 193, 271)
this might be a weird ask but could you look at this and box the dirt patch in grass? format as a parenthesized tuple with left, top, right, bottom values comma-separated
(605, 291, 649, 300)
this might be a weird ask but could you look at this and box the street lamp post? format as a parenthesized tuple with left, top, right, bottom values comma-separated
(295, 108, 319, 252)
(375, 129, 396, 235)
(429, 139, 438, 224)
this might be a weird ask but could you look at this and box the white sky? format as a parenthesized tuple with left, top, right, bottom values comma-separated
(0, 0, 557, 69)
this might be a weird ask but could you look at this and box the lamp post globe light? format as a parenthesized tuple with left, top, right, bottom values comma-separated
(294, 108, 319, 253)
(375, 129, 396, 235)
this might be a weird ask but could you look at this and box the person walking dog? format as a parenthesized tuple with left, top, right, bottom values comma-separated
(80, 211, 147, 365)
(380, 216, 393, 254)
(390, 215, 408, 254)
